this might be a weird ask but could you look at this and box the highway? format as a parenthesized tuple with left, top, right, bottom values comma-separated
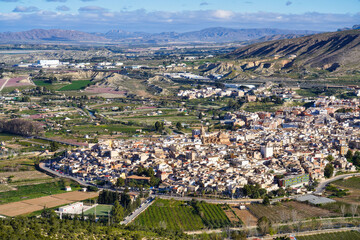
(314, 173, 360, 194)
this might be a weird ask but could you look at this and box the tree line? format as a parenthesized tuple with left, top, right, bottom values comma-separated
(0, 118, 43, 137)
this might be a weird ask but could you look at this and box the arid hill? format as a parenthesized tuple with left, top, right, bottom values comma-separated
(225, 29, 360, 72)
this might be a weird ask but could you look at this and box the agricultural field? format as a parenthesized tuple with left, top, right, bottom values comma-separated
(58, 80, 93, 91)
(248, 202, 336, 223)
(221, 205, 242, 226)
(198, 202, 231, 228)
(0, 191, 98, 217)
(231, 206, 258, 227)
(0, 170, 52, 188)
(297, 231, 360, 240)
(243, 102, 282, 112)
(132, 199, 232, 231)
(132, 199, 204, 231)
(330, 177, 360, 206)
(84, 204, 113, 216)
(0, 180, 80, 205)
(332, 177, 360, 189)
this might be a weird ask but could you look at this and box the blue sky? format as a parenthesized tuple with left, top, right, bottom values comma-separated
(0, 0, 359, 32)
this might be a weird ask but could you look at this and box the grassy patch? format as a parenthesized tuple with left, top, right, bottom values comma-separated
(0, 133, 21, 141)
(243, 102, 281, 112)
(333, 177, 360, 190)
(33, 80, 52, 86)
(58, 80, 93, 91)
(0, 181, 80, 204)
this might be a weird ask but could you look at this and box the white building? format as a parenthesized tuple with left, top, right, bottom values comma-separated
(261, 143, 273, 158)
(58, 202, 84, 214)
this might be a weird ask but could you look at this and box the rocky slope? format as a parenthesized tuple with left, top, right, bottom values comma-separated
(226, 29, 360, 70)
(199, 29, 360, 80)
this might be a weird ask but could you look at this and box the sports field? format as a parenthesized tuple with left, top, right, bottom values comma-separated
(84, 204, 113, 216)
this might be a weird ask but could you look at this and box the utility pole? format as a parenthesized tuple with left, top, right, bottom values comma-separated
(94, 198, 97, 220)
(108, 210, 110, 226)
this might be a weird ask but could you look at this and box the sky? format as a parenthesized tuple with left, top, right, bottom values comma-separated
(0, 0, 359, 33)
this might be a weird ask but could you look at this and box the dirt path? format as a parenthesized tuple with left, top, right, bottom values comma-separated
(0, 78, 10, 92)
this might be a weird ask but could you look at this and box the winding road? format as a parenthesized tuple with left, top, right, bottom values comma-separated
(314, 173, 360, 194)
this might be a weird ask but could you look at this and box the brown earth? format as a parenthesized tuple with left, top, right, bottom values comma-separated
(0, 191, 98, 217)
(231, 206, 258, 227)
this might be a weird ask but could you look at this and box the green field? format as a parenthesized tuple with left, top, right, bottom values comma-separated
(84, 204, 113, 216)
(132, 199, 231, 231)
(297, 231, 360, 240)
(33, 80, 52, 86)
(243, 102, 281, 112)
(0, 133, 20, 141)
(198, 202, 230, 228)
(0, 181, 78, 204)
(333, 177, 360, 189)
(58, 80, 92, 91)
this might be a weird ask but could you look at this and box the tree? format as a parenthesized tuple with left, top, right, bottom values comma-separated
(154, 121, 164, 132)
(339, 204, 347, 217)
(116, 177, 125, 187)
(111, 200, 124, 224)
(276, 188, 286, 197)
(326, 155, 334, 162)
(262, 196, 270, 206)
(345, 150, 353, 161)
(176, 122, 182, 130)
(257, 216, 271, 235)
(324, 163, 334, 178)
(350, 204, 358, 218)
(50, 142, 60, 152)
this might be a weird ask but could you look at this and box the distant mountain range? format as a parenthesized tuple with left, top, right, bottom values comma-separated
(100, 27, 317, 43)
(0, 27, 318, 44)
(0, 29, 107, 43)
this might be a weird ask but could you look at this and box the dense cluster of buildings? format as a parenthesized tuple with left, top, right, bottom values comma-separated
(177, 87, 244, 99)
(49, 99, 359, 196)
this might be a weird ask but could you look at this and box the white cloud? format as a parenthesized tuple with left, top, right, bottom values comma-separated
(13, 6, 39, 13)
(212, 10, 234, 19)
(0, 9, 359, 32)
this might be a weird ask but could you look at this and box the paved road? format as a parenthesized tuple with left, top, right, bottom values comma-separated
(35, 136, 86, 147)
(315, 173, 360, 194)
(154, 194, 262, 204)
(185, 216, 360, 235)
(121, 197, 155, 225)
(39, 162, 92, 187)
